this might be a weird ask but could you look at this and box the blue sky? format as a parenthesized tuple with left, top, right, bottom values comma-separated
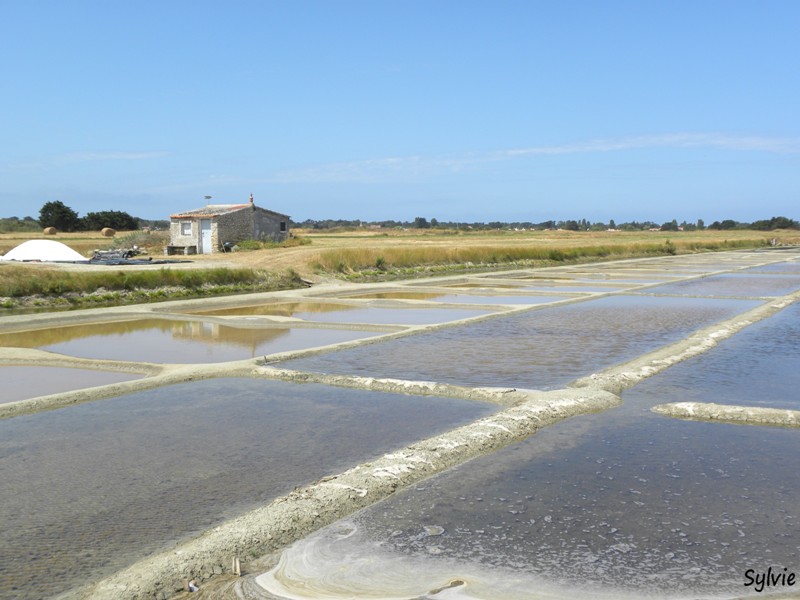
(1, 0, 798, 223)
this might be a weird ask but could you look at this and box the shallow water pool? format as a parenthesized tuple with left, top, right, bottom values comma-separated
(0, 318, 380, 363)
(260, 326, 800, 599)
(189, 301, 492, 325)
(0, 366, 143, 404)
(741, 261, 800, 275)
(284, 295, 760, 389)
(644, 273, 800, 298)
(0, 378, 496, 600)
(348, 291, 566, 305)
(614, 300, 800, 410)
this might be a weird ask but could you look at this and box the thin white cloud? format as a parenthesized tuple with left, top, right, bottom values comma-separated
(58, 151, 169, 164)
(266, 133, 800, 184)
(0, 150, 169, 173)
(501, 133, 800, 157)
(265, 153, 501, 184)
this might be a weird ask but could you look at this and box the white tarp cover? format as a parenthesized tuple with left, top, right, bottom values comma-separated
(0, 239, 89, 262)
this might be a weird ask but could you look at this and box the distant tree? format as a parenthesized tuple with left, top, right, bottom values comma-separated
(137, 218, 170, 230)
(430, 217, 439, 228)
(771, 216, 798, 229)
(562, 220, 580, 231)
(39, 200, 81, 232)
(0, 216, 40, 233)
(618, 221, 641, 231)
(696, 218, 705, 230)
(608, 219, 616, 230)
(660, 220, 679, 232)
(413, 216, 430, 229)
(750, 216, 798, 230)
(708, 219, 741, 230)
(81, 210, 139, 231)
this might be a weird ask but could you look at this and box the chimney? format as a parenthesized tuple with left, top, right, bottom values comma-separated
(249, 193, 254, 204)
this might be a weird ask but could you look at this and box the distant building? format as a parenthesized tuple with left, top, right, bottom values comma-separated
(168, 196, 290, 254)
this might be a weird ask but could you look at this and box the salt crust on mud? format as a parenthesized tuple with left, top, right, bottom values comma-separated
(653, 401, 800, 427)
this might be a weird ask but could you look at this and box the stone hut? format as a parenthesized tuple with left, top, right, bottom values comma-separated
(168, 197, 290, 254)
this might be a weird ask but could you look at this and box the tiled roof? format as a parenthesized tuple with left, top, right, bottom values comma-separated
(170, 204, 250, 219)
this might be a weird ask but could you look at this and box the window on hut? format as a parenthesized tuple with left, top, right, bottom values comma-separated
(181, 222, 192, 236)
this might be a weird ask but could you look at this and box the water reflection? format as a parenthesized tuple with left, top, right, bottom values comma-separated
(284, 296, 760, 389)
(192, 302, 359, 317)
(349, 291, 564, 305)
(190, 302, 492, 325)
(0, 318, 378, 363)
(349, 291, 447, 301)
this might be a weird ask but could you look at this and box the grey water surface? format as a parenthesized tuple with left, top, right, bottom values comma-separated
(0, 379, 495, 600)
(283, 296, 761, 389)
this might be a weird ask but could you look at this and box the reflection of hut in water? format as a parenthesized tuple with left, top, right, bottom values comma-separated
(170, 322, 290, 355)
(191, 302, 360, 317)
(0, 318, 288, 359)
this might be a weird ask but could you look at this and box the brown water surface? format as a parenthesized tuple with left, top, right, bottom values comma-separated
(190, 302, 491, 325)
(347, 291, 567, 305)
(0, 318, 379, 363)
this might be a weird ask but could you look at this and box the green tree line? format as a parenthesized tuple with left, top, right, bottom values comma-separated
(37, 201, 140, 232)
(293, 215, 798, 232)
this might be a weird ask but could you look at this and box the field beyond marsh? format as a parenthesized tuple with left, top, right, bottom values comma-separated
(2, 228, 798, 309)
(221, 227, 800, 278)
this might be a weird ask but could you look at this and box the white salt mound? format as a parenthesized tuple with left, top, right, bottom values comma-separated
(0, 239, 89, 262)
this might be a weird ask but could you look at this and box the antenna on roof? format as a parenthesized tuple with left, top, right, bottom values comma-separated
(205, 195, 212, 206)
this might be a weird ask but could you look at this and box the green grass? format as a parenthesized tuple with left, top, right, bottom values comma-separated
(106, 230, 170, 251)
(229, 236, 312, 251)
(0, 265, 305, 309)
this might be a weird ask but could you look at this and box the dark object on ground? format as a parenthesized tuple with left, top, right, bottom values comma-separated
(92, 248, 139, 261)
(89, 257, 186, 265)
(91, 247, 185, 264)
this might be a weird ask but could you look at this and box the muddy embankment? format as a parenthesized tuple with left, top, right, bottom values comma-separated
(653, 402, 800, 428)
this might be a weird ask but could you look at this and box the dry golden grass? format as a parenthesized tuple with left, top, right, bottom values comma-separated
(216, 228, 800, 277)
(0, 230, 147, 257)
(3, 227, 798, 280)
